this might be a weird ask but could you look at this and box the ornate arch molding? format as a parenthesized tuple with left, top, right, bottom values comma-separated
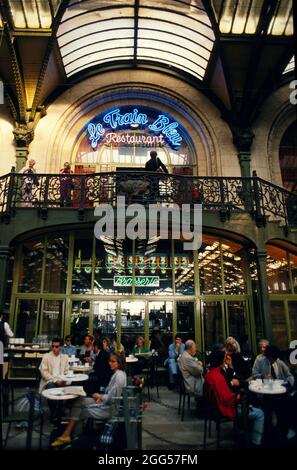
(267, 101, 296, 188)
(46, 82, 219, 176)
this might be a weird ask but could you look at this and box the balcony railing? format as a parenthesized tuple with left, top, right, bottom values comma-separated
(0, 170, 296, 228)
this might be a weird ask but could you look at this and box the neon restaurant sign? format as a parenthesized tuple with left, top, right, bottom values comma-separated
(87, 107, 183, 150)
(113, 276, 160, 287)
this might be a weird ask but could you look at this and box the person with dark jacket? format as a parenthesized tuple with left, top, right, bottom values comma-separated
(0, 313, 14, 346)
(84, 339, 112, 396)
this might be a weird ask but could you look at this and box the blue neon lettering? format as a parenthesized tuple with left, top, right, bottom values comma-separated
(149, 115, 182, 146)
(103, 108, 148, 129)
(87, 123, 105, 148)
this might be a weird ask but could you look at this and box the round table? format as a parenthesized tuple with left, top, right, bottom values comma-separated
(60, 373, 89, 383)
(70, 365, 92, 373)
(42, 387, 79, 401)
(249, 380, 287, 395)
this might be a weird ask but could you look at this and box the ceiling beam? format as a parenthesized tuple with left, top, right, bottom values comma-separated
(29, 0, 70, 122)
(0, 0, 27, 123)
(133, 0, 139, 68)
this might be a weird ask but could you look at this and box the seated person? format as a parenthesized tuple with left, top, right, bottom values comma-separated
(61, 335, 77, 356)
(252, 338, 269, 371)
(178, 340, 204, 397)
(39, 338, 69, 392)
(39, 338, 69, 421)
(205, 350, 264, 447)
(84, 339, 112, 396)
(165, 334, 185, 389)
(225, 338, 250, 381)
(111, 333, 125, 359)
(132, 336, 150, 374)
(102, 336, 112, 353)
(79, 335, 94, 364)
(132, 336, 150, 355)
(51, 352, 127, 447)
(252, 345, 294, 388)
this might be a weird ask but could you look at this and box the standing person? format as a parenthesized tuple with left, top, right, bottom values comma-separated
(165, 335, 185, 389)
(59, 162, 74, 207)
(84, 339, 112, 396)
(0, 312, 14, 346)
(51, 352, 127, 447)
(145, 150, 168, 200)
(19, 159, 39, 207)
(61, 335, 77, 356)
(178, 340, 204, 397)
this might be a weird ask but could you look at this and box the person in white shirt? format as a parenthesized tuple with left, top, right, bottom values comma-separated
(0, 313, 14, 346)
(39, 338, 69, 392)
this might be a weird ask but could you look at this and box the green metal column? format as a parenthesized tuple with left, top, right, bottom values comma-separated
(0, 246, 11, 313)
(256, 249, 273, 342)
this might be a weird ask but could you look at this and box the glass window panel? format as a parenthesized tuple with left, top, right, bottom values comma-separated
(138, 18, 213, 53)
(93, 301, 117, 337)
(222, 242, 246, 295)
(270, 301, 288, 350)
(174, 241, 195, 295)
(245, 0, 264, 34)
(177, 302, 195, 341)
(94, 239, 133, 295)
(9, 2, 26, 28)
(121, 300, 145, 352)
(44, 235, 69, 293)
(137, 49, 204, 79)
(64, 38, 134, 66)
(149, 301, 173, 353)
(199, 235, 222, 295)
(64, 1, 135, 21)
(72, 233, 93, 294)
(3, 253, 14, 318)
(290, 252, 297, 294)
(231, 1, 251, 34)
(227, 301, 250, 355)
(266, 245, 291, 293)
(18, 239, 45, 293)
(135, 239, 173, 296)
(202, 301, 224, 353)
(15, 300, 39, 342)
(269, 0, 292, 36)
(59, 7, 134, 32)
(288, 301, 297, 343)
(70, 300, 91, 346)
(41, 300, 64, 340)
(137, 38, 208, 69)
(139, 8, 215, 41)
(283, 56, 294, 74)
(66, 50, 134, 76)
(61, 29, 134, 56)
(22, 0, 41, 28)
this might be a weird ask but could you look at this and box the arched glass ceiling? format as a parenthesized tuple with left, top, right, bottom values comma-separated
(283, 56, 294, 75)
(57, 0, 215, 80)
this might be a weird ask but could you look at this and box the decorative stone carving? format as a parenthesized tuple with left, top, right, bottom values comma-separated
(232, 126, 254, 152)
(13, 124, 34, 147)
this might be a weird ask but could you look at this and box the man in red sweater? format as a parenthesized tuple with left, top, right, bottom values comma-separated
(205, 350, 264, 446)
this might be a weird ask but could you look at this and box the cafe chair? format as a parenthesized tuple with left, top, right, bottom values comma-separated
(1, 383, 44, 449)
(178, 375, 191, 421)
(202, 382, 236, 449)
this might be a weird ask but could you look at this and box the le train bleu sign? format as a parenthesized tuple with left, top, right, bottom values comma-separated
(87, 107, 183, 149)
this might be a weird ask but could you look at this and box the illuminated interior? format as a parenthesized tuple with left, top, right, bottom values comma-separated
(57, 0, 215, 79)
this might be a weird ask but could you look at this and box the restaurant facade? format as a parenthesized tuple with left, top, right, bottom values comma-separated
(0, 0, 296, 355)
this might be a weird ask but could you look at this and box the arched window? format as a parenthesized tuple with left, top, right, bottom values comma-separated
(279, 121, 297, 192)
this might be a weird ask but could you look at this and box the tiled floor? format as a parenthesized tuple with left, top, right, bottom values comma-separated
(1, 385, 234, 450)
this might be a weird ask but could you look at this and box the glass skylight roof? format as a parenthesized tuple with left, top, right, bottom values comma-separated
(212, 0, 293, 36)
(57, 0, 215, 79)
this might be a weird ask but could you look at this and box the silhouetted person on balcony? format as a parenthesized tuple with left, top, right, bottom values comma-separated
(145, 150, 168, 201)
(145, 150, 168, 174)
(19, 159, 39, 207)
(60, 162, 74, 207)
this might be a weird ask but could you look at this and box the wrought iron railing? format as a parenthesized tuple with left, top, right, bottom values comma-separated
(0, 170, 296, 228)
